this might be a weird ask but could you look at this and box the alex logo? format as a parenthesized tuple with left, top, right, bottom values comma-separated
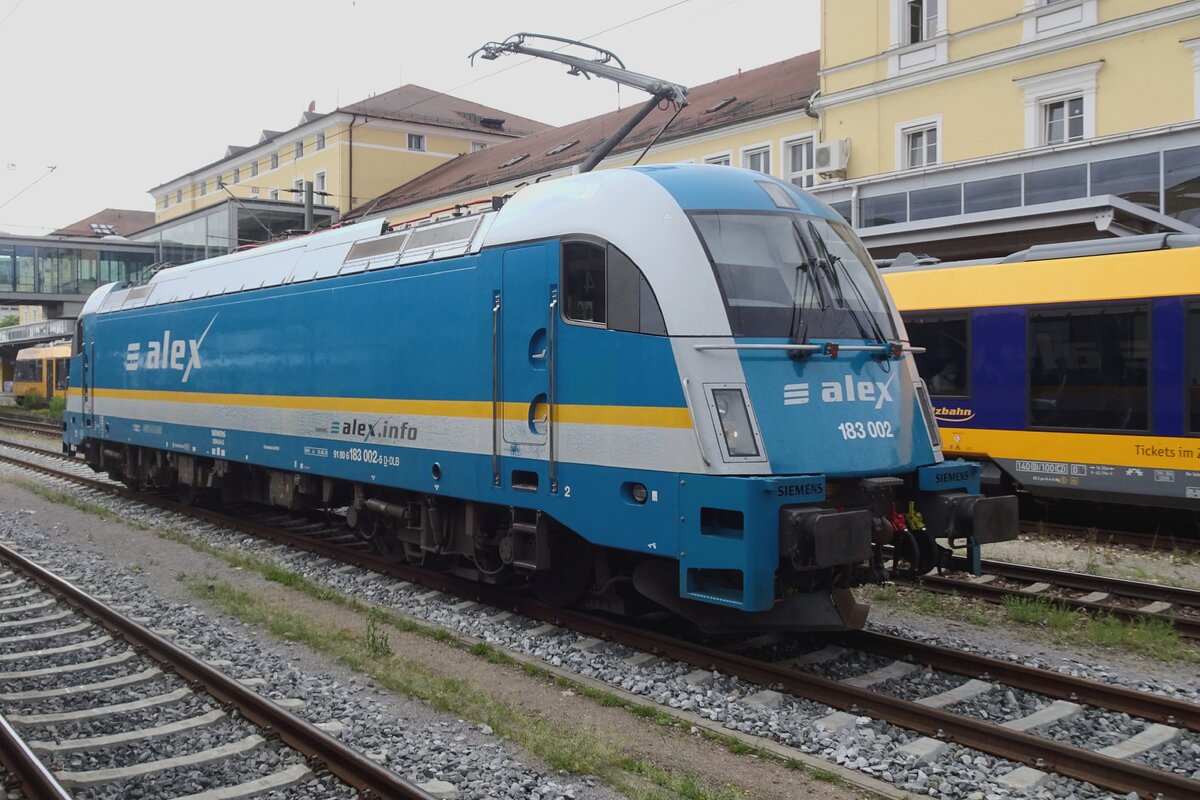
(330, 418, 418, 443)
(124, 315, 217, 384)
(783, 374, 896, 410)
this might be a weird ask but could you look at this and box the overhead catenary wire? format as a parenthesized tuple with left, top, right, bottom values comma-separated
(149, 0, 697, 207)
(0, 166, 56, 213)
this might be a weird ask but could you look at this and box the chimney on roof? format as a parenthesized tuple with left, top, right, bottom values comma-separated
(308, 100, 316, 113)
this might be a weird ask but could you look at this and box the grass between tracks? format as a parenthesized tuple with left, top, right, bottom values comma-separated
(187, 576, 774, 800)
(3, 477, 843, 799)
(864, 583, 1200, 664)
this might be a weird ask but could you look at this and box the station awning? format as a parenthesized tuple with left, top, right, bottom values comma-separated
(860, 195, 1200, 261)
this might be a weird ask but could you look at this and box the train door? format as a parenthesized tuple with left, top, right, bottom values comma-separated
(43, 356, 52, 402)
(497, 243, 557, 493)
(82, 322, 95, 427)
(53, 358, 68, 400)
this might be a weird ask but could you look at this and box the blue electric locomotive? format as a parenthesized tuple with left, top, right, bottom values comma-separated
(64, 165, 1015, 631)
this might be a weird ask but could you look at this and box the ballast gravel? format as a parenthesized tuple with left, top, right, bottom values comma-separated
(0, 485, 610, 800)
(6, 674, 181, 715)
(3, 454, 1198, 800)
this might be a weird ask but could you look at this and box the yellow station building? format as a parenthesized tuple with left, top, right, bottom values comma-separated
(134, 87, 547, 263)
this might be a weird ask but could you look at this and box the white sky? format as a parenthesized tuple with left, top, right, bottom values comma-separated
(0, 0, 820, 234)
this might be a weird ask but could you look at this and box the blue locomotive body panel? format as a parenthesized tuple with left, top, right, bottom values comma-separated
(67, 166, 1003, 617)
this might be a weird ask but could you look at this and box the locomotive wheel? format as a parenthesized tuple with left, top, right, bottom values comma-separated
(531, 527, 593, 607)
(373, 527, 407, 563)
(892, 529, 938, 578)
(177, 485, 204, 507)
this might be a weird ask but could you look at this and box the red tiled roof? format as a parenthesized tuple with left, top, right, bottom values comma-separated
(51, 208, 156, 238)
(347, 51, 819, 220)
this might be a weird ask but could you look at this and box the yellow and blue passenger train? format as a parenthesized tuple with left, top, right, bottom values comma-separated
(64, 165, 1014, 631)
(12, 342, 71, 406)
(883, 234, 1200, 512)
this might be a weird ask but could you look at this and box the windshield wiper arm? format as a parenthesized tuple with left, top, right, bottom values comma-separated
(806, 221, 876, 342)
(788, 222, 820, 345)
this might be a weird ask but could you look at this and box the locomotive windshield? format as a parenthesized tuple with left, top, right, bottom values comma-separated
(692, 211, 896, 340)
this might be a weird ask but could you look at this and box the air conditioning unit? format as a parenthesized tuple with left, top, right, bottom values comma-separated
(814, 138, 851, 179)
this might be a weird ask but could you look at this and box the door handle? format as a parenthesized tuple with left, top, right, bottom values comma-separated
(531, 349, 547, 359)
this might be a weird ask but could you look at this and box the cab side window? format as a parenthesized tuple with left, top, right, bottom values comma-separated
(563, 242, 607, 324)
(562, 240, 666, 335)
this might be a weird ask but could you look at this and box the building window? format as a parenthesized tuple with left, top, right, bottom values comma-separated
(314, 171, 326, 204)
(160, 195, 168, 208)
(176, 189, 182, 204)
(1042, 96, 1084, 145)
(270, 189, 279, 201)
(232, 167, 240, 184)
(471, 142, 487, 153)
(199, 181, 206, 197)
(907, 127, 937, 167)
(408, 133, 425, 151)
(293, 178, 304, 203)
(271, 153, 279, 170)
(741, 146, 770, 174)
(250, 161, 259, 177)
(703, 153, 731, 166)
(295, 141, 304, 159)
(786, 139, 814, 188)
(898, 118, 940, 169)
(317, 132, 326, 150)
(1016, 62, 1100, 149)
(906, 0, 937, 45)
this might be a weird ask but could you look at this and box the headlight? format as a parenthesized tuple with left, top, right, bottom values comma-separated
(712, 388, 759, 457)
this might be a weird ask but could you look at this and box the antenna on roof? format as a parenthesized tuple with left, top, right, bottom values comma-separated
(469, 32, 688, 173)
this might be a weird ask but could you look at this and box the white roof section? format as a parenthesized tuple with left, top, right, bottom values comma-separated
(484, 169, 731, 337)
(94, 213, 495, 315)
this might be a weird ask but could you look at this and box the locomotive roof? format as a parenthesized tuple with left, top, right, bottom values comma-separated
(84, 165, 831, 339)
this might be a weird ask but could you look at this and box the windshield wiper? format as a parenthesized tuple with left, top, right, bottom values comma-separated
(806, 221, 877, 343)
(787, 222, 821, 346)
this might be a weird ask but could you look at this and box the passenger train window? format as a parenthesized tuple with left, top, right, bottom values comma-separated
(903, 314, 968, 397)
(562, 241, 666, 335)
(1188, 306, 1200, 434)
(1029, 306, 1149, 431)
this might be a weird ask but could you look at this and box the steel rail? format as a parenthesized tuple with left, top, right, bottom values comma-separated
(3, 450, 1200, 797)
(908, 573, 1200, 640)
(0, 417, 60, 437)
(951, 554, 1200, 607)
(843, 630, 1200, 731)
(0, 536, 435, 799)
(0, 713, 72, 800)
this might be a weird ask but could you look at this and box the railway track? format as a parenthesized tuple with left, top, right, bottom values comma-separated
(0, 536, 435, 799)
(0, 413, 61, 438)
(0, 442, 1198, 798)
(903, 556, 1200, 640)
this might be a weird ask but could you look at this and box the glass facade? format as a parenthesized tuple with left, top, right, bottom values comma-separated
(844, 142, 1200, 229)
(0, 241, 153, 294)
(133, 200, 336, 267)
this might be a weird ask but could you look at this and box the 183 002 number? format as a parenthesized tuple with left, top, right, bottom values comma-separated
(837, 421, 894, 440)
